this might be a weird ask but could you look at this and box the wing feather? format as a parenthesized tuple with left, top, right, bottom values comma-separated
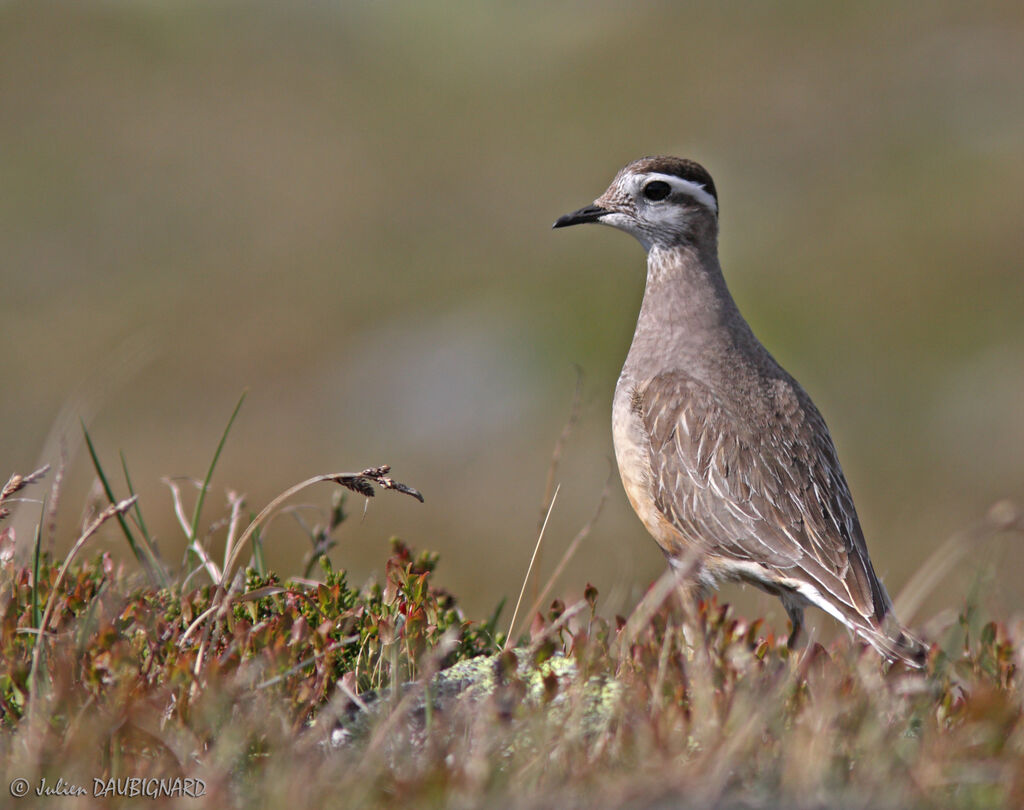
(638, 370, 888, 622)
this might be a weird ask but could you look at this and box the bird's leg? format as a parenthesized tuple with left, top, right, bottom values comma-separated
(667, 553, 708, 650)
(782, 596, 805, 650)
(674, 579, 704, 649)
(666, 557, 719, 706)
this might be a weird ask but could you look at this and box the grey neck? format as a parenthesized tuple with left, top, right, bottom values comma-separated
(621, 242, 759, 383)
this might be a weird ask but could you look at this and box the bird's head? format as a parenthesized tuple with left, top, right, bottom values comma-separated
(553, 156, 719, 251)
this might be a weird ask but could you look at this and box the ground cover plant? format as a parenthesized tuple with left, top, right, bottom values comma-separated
(1, 424, 1023, 809)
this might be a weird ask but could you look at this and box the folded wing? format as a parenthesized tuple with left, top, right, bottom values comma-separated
(639, 369, 891, 627)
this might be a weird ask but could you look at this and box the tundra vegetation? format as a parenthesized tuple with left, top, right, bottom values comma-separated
(1, 426, 1022, 810)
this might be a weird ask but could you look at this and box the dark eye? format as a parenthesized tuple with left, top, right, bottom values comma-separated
(642, 180, 671, 201)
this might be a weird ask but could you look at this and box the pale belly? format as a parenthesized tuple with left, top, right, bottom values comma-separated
(611, 378, 687, 557)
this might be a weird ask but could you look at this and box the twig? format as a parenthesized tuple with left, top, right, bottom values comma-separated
(336, 678, 370, 713)
(257, 636, 359, 690)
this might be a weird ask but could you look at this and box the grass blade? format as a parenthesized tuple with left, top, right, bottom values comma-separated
(119, 451, 171, 587)
(189, 391, 247, 547)
(120, 450, 152, 545)
(250, 523, 267, 578)
(82, 422, 141, 558)
(31, 501, 43, 632)
(81, 421, 167, 587)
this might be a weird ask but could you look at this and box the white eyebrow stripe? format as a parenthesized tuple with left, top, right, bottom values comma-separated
(645, 172, 718, 214)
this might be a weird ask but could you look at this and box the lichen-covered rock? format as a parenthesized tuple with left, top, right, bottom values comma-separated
(321, 648, 624, 750)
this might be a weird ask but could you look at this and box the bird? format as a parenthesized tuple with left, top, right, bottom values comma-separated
(553, 156, 925, 666)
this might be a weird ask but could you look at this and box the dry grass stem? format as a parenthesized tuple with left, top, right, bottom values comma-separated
(531, 370, 584, 606)
(524, 463, 614, 628)
(163, 477, 222, 583)
(223, 467, 421, 580)
(506, 484, 560, 648)
(895, 499, 1022, 623)
(28, 495, 137, 692)
(0, 465, 50, 508)
(538, 369, 584, 536)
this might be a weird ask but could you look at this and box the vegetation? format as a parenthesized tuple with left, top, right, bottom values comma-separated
(2, 443, 1023, 809)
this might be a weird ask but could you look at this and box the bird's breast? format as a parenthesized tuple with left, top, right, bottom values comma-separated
(612, 376, 689, 556)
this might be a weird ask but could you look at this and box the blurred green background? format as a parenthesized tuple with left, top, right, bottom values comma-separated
(3, 1, 1023, 635)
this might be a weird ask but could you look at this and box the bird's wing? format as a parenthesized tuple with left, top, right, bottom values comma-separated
(638, 369, 889, 623)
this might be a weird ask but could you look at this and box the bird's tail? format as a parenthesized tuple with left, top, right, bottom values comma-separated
(854, 615, 928, 669)
(847, 559, 929, 668)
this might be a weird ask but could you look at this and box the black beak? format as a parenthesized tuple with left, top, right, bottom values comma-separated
(552, 204, 609, 229)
